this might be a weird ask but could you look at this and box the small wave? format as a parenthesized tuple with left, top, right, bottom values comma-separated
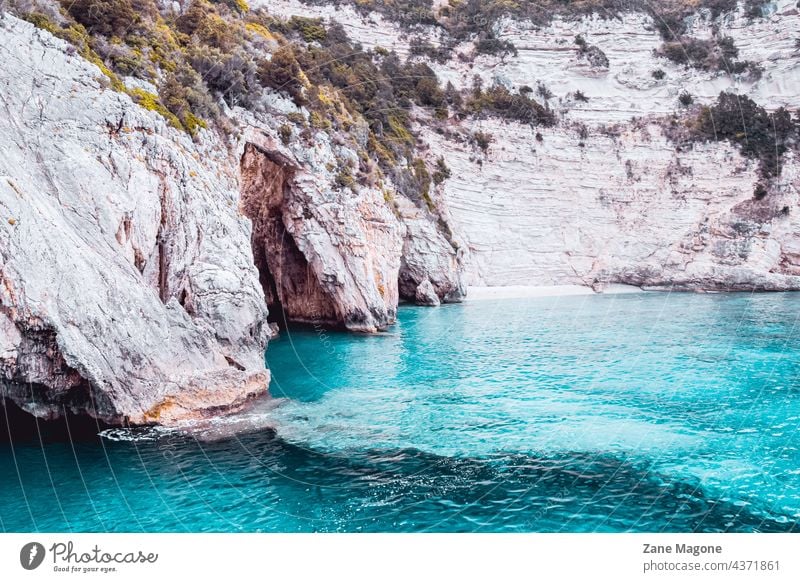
(98, 397, 284, 442)
(99, 426, 178, 442)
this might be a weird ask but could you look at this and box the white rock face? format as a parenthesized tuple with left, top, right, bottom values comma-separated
(259, 1, 800, 289)
(428, 2, 800, 289)
(394, 193, 465, 302)
(428, 119, 800, 289)
(0, 17, 270, 424)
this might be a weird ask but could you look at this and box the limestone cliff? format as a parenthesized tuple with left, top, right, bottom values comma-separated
(2, 0, 800, 427)
(269, 0, 800, 290)
(0, 16, 270, 424)
(234, 109, 464, 331)
(433, 1, 800, 290)
(0, 10, 464, 425)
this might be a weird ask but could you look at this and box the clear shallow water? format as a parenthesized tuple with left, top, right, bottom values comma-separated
(2, 292, 800, 532)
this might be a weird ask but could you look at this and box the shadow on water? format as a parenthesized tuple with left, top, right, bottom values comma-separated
(0, 399, 110, 444)
(2, 425, 795, 532)
(209, 431, 797, 533)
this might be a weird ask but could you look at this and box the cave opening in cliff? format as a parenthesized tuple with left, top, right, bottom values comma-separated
(251, 232, 286, 327)
(239, 142, 340, 331)
(0, 398, 111, 443)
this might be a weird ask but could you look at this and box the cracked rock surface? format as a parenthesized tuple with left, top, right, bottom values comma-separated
(0, 17, 269, 424)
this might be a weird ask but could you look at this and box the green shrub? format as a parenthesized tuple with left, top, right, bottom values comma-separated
(536, 82, 552, 101)
(744, 0, 764, 18)
(386, 114, 415, 147)
(475, 37, 517, 57)
(176, 0, 214, 36)
(128, 88, 184, 130)
(657, 35, 759, 75)
(415, 77, 445, 108)
(158, 69, 212, 135)
(279, 123, 293, 145)
(575, 35, 608, 68)
(412, 158, 431, 199)
(335, 165, 356, 190)
(432, 157, 451, 185)
(285, 111, 306, 125)
(21, 12, 60, 34)
(216, 0, 250, 13)
(194, 12, 244, 51)
(468, 84, 556, 126)
(258, 46, 305, 103)
(383, 158, 433, 209)
(408, 37, 453, 63)
(444, 81, 462, 110)
(689, 92, 798, 178)
(61, 0, 139, 38)
(472, 131, 493, 152)
(659, 38, 712, 67)
(189, 45, 259, 107)
(289, 16, 327, 43)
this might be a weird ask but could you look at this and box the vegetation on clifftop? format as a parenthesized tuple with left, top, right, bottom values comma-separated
(13, 0, 790, 207)
(297, 0, 768, 69)
(16, 0, 266, 134)
(678, 92, 800, 198)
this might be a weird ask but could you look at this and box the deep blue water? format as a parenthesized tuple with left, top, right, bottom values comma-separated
(2, 292, 800, 532)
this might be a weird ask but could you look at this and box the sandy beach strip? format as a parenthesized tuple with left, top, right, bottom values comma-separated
(465, 284, 644, 301)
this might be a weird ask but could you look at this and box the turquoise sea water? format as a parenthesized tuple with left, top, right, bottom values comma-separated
(2, 292, 800, 532)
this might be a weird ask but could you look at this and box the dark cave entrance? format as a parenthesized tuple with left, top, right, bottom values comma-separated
(239, 142, 340, 330)
(0, 398, 111, 444)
